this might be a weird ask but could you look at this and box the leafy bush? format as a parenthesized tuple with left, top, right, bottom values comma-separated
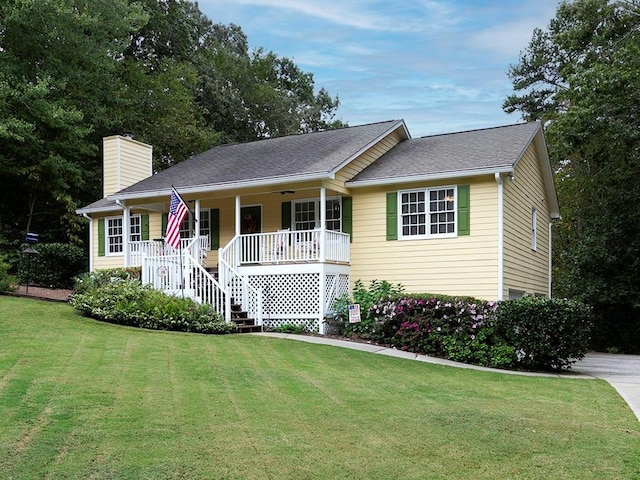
(74, 267, 141, 294)
(71, 277, 234, 334)
(0, 254, 17, 292)
(495, 297, 593, 370)
(373, 294, 515, 368)
(333, 279, 404, 337)
(17, 243, 86, 288)
(271, 323, 308, 334)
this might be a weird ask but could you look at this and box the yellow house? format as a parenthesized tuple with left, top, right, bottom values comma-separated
(77, 120, 559, 333)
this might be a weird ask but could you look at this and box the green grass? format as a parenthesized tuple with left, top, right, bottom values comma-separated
(1, 296, 639, 479)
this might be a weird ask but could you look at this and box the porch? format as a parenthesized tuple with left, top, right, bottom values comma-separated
(132, 228, 351, 334)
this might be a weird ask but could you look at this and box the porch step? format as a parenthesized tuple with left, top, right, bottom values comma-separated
(231, 316, 262, 333)
(231, 299, 262, 333)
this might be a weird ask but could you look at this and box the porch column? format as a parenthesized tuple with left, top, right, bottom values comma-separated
(194, 199, 200, 260)
(122, 203, 131, 267)
(319, 183, 326, 262)
(235, 195, 241, 236)
(235, 195, 241, 266)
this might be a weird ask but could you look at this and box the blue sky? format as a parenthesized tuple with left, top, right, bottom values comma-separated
(197, 0, 560, 137)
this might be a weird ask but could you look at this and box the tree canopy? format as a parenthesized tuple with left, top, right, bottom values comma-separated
(0, 0, 343, 247)
(504, 0, 640, 350)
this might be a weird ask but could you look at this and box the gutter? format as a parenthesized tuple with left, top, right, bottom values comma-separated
(346, 166, 513, 188)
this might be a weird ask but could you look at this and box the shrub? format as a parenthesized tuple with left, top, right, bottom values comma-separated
(0, 254, 17, 292)
(272, 323, 308, 334)
(495, 297, 593, 370)
(70, 277, 234, 334)
(333, 279, 404, 337)
(74, 267, 141, 294)
(373, 294, 515, 368)
(17, 243, 86, 289)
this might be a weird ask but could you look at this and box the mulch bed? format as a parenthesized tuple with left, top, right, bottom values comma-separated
(3, 286, 73, 302)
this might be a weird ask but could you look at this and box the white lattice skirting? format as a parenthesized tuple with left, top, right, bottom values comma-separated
(243, 268, 349, 333)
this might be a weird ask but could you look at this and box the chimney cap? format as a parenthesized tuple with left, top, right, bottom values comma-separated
(122, 132, 134, 139)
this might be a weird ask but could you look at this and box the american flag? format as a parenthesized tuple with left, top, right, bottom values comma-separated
(165, 188, 189, 249)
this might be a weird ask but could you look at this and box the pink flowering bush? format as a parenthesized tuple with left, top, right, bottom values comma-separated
(373, 294, 516, 368)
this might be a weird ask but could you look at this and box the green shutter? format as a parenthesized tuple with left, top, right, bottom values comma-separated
(386, 192, 397, 241)
(281, 201, 292, 230)
(457, 185, 470, 236)
(342, 197, 353, 242)
(141, 214, 149, 241)
(161, 213, 168, 236)
(98, 218, 105, 257)
(211, 209, 220, 249)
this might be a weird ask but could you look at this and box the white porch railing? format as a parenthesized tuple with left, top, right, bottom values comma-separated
(230, 229, 350, 265)
(130, 236, 209, 267)
(141, 251, 225, 313)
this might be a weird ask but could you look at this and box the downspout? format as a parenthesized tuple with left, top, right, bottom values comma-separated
(82, 213, 93, 272)
(548, 222, 553, 298)
(116, 199, 130, 267)
(495, 173, 504, 301)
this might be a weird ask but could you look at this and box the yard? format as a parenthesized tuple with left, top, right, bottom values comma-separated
(1, 296, 639, 479)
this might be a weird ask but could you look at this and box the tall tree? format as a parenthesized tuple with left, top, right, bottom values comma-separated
(504, 0, 640, 351)
(0, 0, 147, 244)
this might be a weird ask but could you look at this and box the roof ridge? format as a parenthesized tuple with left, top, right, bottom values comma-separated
(417, 121, 539, 139)
(209, 120, 403, 150)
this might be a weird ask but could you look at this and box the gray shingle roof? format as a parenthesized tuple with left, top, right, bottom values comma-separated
(347, 122, 542, 185)
(114, 120, 406, 198)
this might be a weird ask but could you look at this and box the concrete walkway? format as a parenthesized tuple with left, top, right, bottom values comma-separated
(256, 332, 640, 422)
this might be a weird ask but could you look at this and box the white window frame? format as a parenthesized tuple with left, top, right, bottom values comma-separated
(292, 197, 342, 232)
(531, 207, 538, 251)
(179, 208, 211, 239)
(398, 186, 457, 240)
(106, 214, 141, 256)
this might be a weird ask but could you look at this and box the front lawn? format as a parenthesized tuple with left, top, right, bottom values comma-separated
(0, 296, 638, 479)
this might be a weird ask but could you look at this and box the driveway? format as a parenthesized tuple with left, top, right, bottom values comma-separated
(571, 352, 640, 422)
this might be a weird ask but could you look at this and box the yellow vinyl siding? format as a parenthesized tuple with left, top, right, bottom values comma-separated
(503, 143, 551, 297)
(350, 177, 500, 300)
(102, 136, 152, 197)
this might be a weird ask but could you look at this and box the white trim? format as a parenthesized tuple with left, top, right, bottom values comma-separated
(104, 215, 124, 257)
(116, 137, 122, 192)
(495, 173, 504, 301)
(346, 166, 513, 188)
(82, 214, 93, 272)
(397, 185, 458, 240)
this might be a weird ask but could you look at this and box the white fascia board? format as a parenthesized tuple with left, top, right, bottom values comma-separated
(111, 171, 333, 201)
(329, 120, 411, 175)
(75, 205, 121, 215)
(345, 166, 513, 188)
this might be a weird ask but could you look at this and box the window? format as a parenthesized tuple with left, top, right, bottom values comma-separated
(106, 217, 123, 255)
(531, 207, 537, 251)
(292, 198, 342, 231)
(178, 209, 211, 239)
(399, 187, 456, 239)
(105, 215, 141, 255)
(130, 215, 141, 242)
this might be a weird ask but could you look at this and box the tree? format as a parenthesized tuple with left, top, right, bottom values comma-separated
(504, 0, 640, 351)
(0, 0, 147, 245)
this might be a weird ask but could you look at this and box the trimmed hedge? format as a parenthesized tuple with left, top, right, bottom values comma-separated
(71, 275, 234, 335)
(18, 242, 86, 289)
(495, 297, 592, 370)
